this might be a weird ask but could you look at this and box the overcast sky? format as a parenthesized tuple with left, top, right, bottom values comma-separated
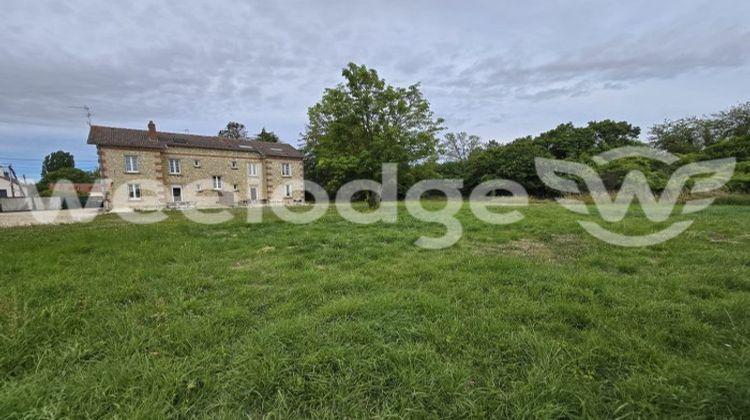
(1, 0, 748, 179)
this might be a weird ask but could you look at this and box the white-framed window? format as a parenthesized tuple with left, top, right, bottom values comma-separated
(248, 162, 258, 176)
(285, 183, 292, 197)
(193, 159, 201, 168)
(168, 159, 181, 175)
(281, 162, 291, 177)
(127, 183, 141, 200)
(125, 155, 139, 173)
(212, 176, 222, 190)
(230, 160, 238, 169)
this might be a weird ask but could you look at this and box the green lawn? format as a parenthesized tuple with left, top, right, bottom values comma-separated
(1, 202, 749, 418)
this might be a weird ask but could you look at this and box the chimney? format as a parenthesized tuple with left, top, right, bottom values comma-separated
(148, 120, 157, 140)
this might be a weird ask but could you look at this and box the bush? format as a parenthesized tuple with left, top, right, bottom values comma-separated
(35, 167, 94, 195)
(595, 157, 672, 192)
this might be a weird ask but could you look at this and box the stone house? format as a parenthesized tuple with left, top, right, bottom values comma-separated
(88, 121, 304, 211)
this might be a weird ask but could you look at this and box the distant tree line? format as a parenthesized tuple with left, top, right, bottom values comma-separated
(218, 122, 280, 142)
(437, 104, 749, 197)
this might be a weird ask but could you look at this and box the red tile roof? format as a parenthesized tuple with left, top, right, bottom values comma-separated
(87, 125, 302, 158)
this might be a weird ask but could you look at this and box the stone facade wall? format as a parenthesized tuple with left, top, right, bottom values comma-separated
(97, 145, 304, 210)
(99, 147, 164, 210)
(265, 158, 305, 203)
(160, 147, 263, 208)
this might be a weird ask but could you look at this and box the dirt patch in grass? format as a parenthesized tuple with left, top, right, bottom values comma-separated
(467, 235, 581, 262)
(503, 239, 556, 260)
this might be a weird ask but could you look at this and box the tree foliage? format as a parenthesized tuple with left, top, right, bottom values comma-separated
(302, 63, 444, 202)
(256, 128, 280, 143)
(42, 151, 75, 177)
(467, 137, 554, 195)
(218, 121, 248, 139)
(444, 121, 641, 196)
(537, 120, 641, 160)
(36, 167, 93, 196)
(437, 110, 748, 196)
(440, 132, 482, 162)
(649, 102, 750, 154)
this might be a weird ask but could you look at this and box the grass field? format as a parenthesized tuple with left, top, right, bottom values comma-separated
(1, 202, 749, 418)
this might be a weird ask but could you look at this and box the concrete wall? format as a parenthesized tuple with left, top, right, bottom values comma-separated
(0, 197, 62, 212)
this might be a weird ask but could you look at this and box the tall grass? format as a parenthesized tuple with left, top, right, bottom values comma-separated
(1, 202, 749, 417)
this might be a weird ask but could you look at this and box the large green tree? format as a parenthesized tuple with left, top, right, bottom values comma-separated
(41, 150, 75, 177)
(302, 63, 444, 204)
(218, 121, 248, 139)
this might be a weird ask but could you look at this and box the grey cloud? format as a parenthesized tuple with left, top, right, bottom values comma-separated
(432, 27, 750, 103)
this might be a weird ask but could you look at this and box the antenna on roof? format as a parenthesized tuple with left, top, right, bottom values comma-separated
(69, 105, 92, 126)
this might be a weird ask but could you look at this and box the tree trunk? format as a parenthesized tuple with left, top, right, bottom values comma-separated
(367, 188, 381, 209)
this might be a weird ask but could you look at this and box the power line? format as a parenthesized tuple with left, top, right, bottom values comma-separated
(0, 156, 100, 162)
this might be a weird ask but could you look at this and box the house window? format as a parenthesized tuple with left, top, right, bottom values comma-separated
(128, 183, 141, 200)
(281, 163, 291, 177)
(193, 159, 201, 168)
(248, 162, 258, 176)
(230, 160, 238, 169)
(168, 159, 181, 174)
(212, 176, 222, 190)
(285, 183, 292, 197)
(233, 184, 239, 192)
(125, 155, 139, 173)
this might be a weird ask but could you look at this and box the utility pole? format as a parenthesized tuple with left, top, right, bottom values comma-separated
(8, 164, 25, 197)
